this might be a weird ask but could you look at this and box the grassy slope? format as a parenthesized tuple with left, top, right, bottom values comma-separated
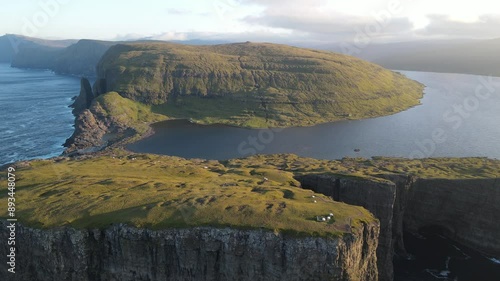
(2, 153, 498, 236)
(97, 42, 424, 128)
(91, 91, 167, 139)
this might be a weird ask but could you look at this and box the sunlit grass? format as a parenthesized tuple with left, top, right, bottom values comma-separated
(0, 154, 376, 237)
(96, 42, 424, 129)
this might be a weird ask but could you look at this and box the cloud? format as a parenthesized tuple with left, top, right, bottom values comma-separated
(166, 8, 191, 15)
(416, 14, 500, 38)
(113, 32, 190, 42)
(242, 4, 413, 42)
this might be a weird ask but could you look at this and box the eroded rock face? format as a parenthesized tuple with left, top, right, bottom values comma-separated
(64, 79, 135, 154)
(0, 223, 379, 281)
(63, 108, 108, 153)
(296, 174, 500, 281)
(71, 78, 95, 115)
(297, 175, 396, 281)
(404, 178, 500, 256)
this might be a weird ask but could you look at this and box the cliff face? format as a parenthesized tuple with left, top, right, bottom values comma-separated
(8, 37, 113, 76)
(0, 34, 75, 63)
(0, 222, 379, 281)
(52, 40, 114, 76)
(404, 178, 500, 256)
(71, 78, 95, 115)
(297, 175, 397, 281)
(296, 174, 500, 281)
(10, 44, 61, 69)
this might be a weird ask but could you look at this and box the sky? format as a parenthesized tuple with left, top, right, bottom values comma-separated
(1, 0, 500, 44)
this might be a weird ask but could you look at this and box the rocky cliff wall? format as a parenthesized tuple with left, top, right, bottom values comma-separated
(404, 178, 500, 256)
(296, 174, 500, 281)
(297, 175, 396, 281)
(0, 222, 379, 281)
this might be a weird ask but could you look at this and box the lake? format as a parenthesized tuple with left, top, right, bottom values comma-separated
(128, 71, 500, 160)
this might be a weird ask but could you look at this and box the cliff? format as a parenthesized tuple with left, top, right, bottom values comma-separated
(297, 175, 397, 281)
(10, 43, 61, 69)
(295, 173, 500, 281)
(368, 38, 500, 77)
(52, 39, 114, 76)
(404, 178, 500, 255)
(6, 36, 113, 76)
(0, 222, 379, 281)
(0, 154, 382, 280)
(0, 34, 75, 63)
(1, 154, 499, 280)
(64, 91, 167, 154)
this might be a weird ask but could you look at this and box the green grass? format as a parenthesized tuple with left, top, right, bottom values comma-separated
(225, 154, 500, 180)
(88, 92, 168, 142)
(95, 42, 424, 128)
(0, 154, 375, 237)
(2, 153, 498, 235)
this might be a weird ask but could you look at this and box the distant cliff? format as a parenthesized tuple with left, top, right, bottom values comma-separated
(363, 38, 500, 77)
(0, 34, 75, 63)
(52, 39, 115, 76)
(0, 223, 379, 281)
(10, 39, 113, 76)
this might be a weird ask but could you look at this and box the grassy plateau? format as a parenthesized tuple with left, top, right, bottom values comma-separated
(2, 153, 499, 237)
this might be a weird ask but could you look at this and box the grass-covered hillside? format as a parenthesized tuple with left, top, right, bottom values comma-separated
(96, 42, 424, 128)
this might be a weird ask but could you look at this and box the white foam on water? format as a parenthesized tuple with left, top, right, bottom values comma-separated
(425, 257, 453, 280)
(451, 244, 471, 259)
(425, 269, 451, 279)
(488, 257, 500, 264)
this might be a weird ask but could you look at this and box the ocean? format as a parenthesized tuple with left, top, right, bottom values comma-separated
(0, 63, 80, 166)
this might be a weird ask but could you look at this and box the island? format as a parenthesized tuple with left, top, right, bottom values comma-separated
(64, 41, 424, 153)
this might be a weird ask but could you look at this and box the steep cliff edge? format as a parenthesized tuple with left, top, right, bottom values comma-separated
(6, 37, 113, 76)
(404, 178, 500, 256)
(295, 173, 500, 281)
(0, 154, 383, 281)
(297, 175, 397, 281)
(1, 154, 499, 280)
(64, 91, 167, 154)
(0, 222, 379, 281)
(0, 34, 75, 63)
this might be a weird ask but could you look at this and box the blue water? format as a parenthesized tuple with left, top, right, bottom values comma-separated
(0, 64, 80, 165)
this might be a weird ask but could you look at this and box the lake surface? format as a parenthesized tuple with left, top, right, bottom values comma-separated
(0, 64, 80, 166)
(128, 71, 500, 160)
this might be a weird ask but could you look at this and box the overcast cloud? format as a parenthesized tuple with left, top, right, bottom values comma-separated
(416, 14, 500, 38)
